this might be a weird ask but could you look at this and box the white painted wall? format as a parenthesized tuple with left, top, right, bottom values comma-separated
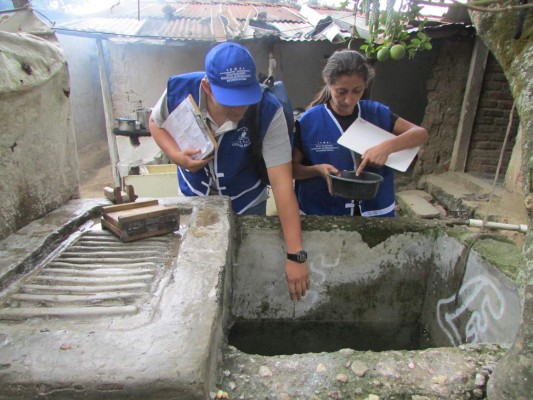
(57, 34, 106, 148)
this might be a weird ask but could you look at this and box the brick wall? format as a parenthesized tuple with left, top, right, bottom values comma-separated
(415, 39, 519, 181)
(466, 53, 520, 177)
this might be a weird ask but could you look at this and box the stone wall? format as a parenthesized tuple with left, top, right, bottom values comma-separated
(0, 30, 79, 240)
(416, 37, 475, 176)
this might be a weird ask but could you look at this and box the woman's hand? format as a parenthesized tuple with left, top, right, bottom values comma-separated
(356, 142, 392, 175)
(356, 117, 429, 176)
(316, 164, 339, 195)
(316, 163, 339, 180)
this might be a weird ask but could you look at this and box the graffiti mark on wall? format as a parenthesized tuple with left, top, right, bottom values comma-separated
(436, 275, 505, 346)
(304, 253, 341, 306)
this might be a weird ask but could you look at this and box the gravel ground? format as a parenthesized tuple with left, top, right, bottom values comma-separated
(215, 343, 507, 400)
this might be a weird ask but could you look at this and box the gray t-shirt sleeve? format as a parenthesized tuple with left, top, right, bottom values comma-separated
(151, 89, 169, 128)
(262, 107, 292, 168)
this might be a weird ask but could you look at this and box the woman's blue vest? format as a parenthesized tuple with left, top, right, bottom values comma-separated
(295, 101, 396, 217)
(166, 72, 279, 214)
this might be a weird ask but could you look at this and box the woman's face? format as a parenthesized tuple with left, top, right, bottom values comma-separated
(327, 73, 366, 116)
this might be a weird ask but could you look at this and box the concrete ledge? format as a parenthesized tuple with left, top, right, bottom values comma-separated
(421, 173, 528, 230)
(396, 190, 441, 219)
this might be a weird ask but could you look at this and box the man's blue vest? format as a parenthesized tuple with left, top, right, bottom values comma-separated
(166, 72, 279, 214)
(295, 101, 396, 217)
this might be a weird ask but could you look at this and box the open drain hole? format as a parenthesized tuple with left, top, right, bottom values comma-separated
(228, 319, 430, 356)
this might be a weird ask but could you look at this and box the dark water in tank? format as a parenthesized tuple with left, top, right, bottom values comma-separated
(228, 319, 431, 356)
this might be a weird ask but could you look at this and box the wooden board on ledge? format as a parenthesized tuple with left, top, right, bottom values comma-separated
(101, 199, 180, 242)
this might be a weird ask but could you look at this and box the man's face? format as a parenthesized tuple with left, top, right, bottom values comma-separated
(202, 79, 250, 123)
(210, 95, 250, 123)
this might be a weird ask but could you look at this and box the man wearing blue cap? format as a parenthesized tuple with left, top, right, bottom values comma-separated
(149, 42, 309, 301)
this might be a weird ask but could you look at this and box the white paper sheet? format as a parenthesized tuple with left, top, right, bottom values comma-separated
(162, 95, 215, 160)
(337, 117, 419, 172)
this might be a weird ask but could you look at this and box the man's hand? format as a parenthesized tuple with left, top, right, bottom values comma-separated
(149, 116, 213, 172)
(177, 148, 213, 172)
(267, 162, 310, 302)
(285, 260, 310, 301)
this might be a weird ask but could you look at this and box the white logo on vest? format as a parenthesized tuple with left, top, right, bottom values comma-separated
(232, 128, 251, 148)
(311, 141, 338, 153)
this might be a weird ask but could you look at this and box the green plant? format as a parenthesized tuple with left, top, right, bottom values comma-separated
(342, 0, 432, 61)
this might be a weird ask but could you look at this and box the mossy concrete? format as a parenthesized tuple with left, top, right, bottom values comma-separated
(228, 215, 523, 399)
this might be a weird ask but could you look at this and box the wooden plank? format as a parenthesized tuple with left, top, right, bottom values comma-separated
(117, 205, 179, 224)
(120, 228, 175, 242)
(450, 37, 489, 172)
(101, 212, 121, 230)
(120, 214, 179, 234)
(122, 221, 178, 242)
(113, 187, 123, 204)
(100, 217, 123, 238)
(103, 204, 179, 226)
(104, 186, 130, 203)
(101, 216, 177, 242)
(126, 184, 137, 202)
(102, 199, 159, 214)
(101, 199, 180, 242)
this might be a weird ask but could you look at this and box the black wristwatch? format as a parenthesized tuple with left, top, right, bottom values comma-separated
(287, 250, 307, 263)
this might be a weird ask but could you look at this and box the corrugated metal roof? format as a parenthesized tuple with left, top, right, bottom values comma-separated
(52, 1, 456, 43)
(57, 17, 146, 37)
(139, 15, 212, 39)
(54, 2, 327, 42)
(91, 2, 307, 23)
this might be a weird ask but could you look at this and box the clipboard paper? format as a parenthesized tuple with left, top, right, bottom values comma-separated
(161, 94, 217, 160)
(337, 117, 419, 172)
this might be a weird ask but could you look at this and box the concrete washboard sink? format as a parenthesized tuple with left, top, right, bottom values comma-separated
(0, 197, 234, 400)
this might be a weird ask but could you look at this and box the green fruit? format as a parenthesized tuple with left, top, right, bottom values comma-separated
(390, 44, 406, 60)
(376, 47, 390, 62)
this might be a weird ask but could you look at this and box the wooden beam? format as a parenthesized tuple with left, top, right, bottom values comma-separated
(450, 37, 489, 172)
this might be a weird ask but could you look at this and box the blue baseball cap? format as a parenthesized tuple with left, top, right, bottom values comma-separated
(205, 42, 262, 107)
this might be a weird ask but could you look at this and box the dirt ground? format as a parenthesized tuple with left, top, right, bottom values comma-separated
(77, 137, 114, 199)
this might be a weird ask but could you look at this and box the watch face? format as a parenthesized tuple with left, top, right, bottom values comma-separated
(296, 250, 307, 263)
